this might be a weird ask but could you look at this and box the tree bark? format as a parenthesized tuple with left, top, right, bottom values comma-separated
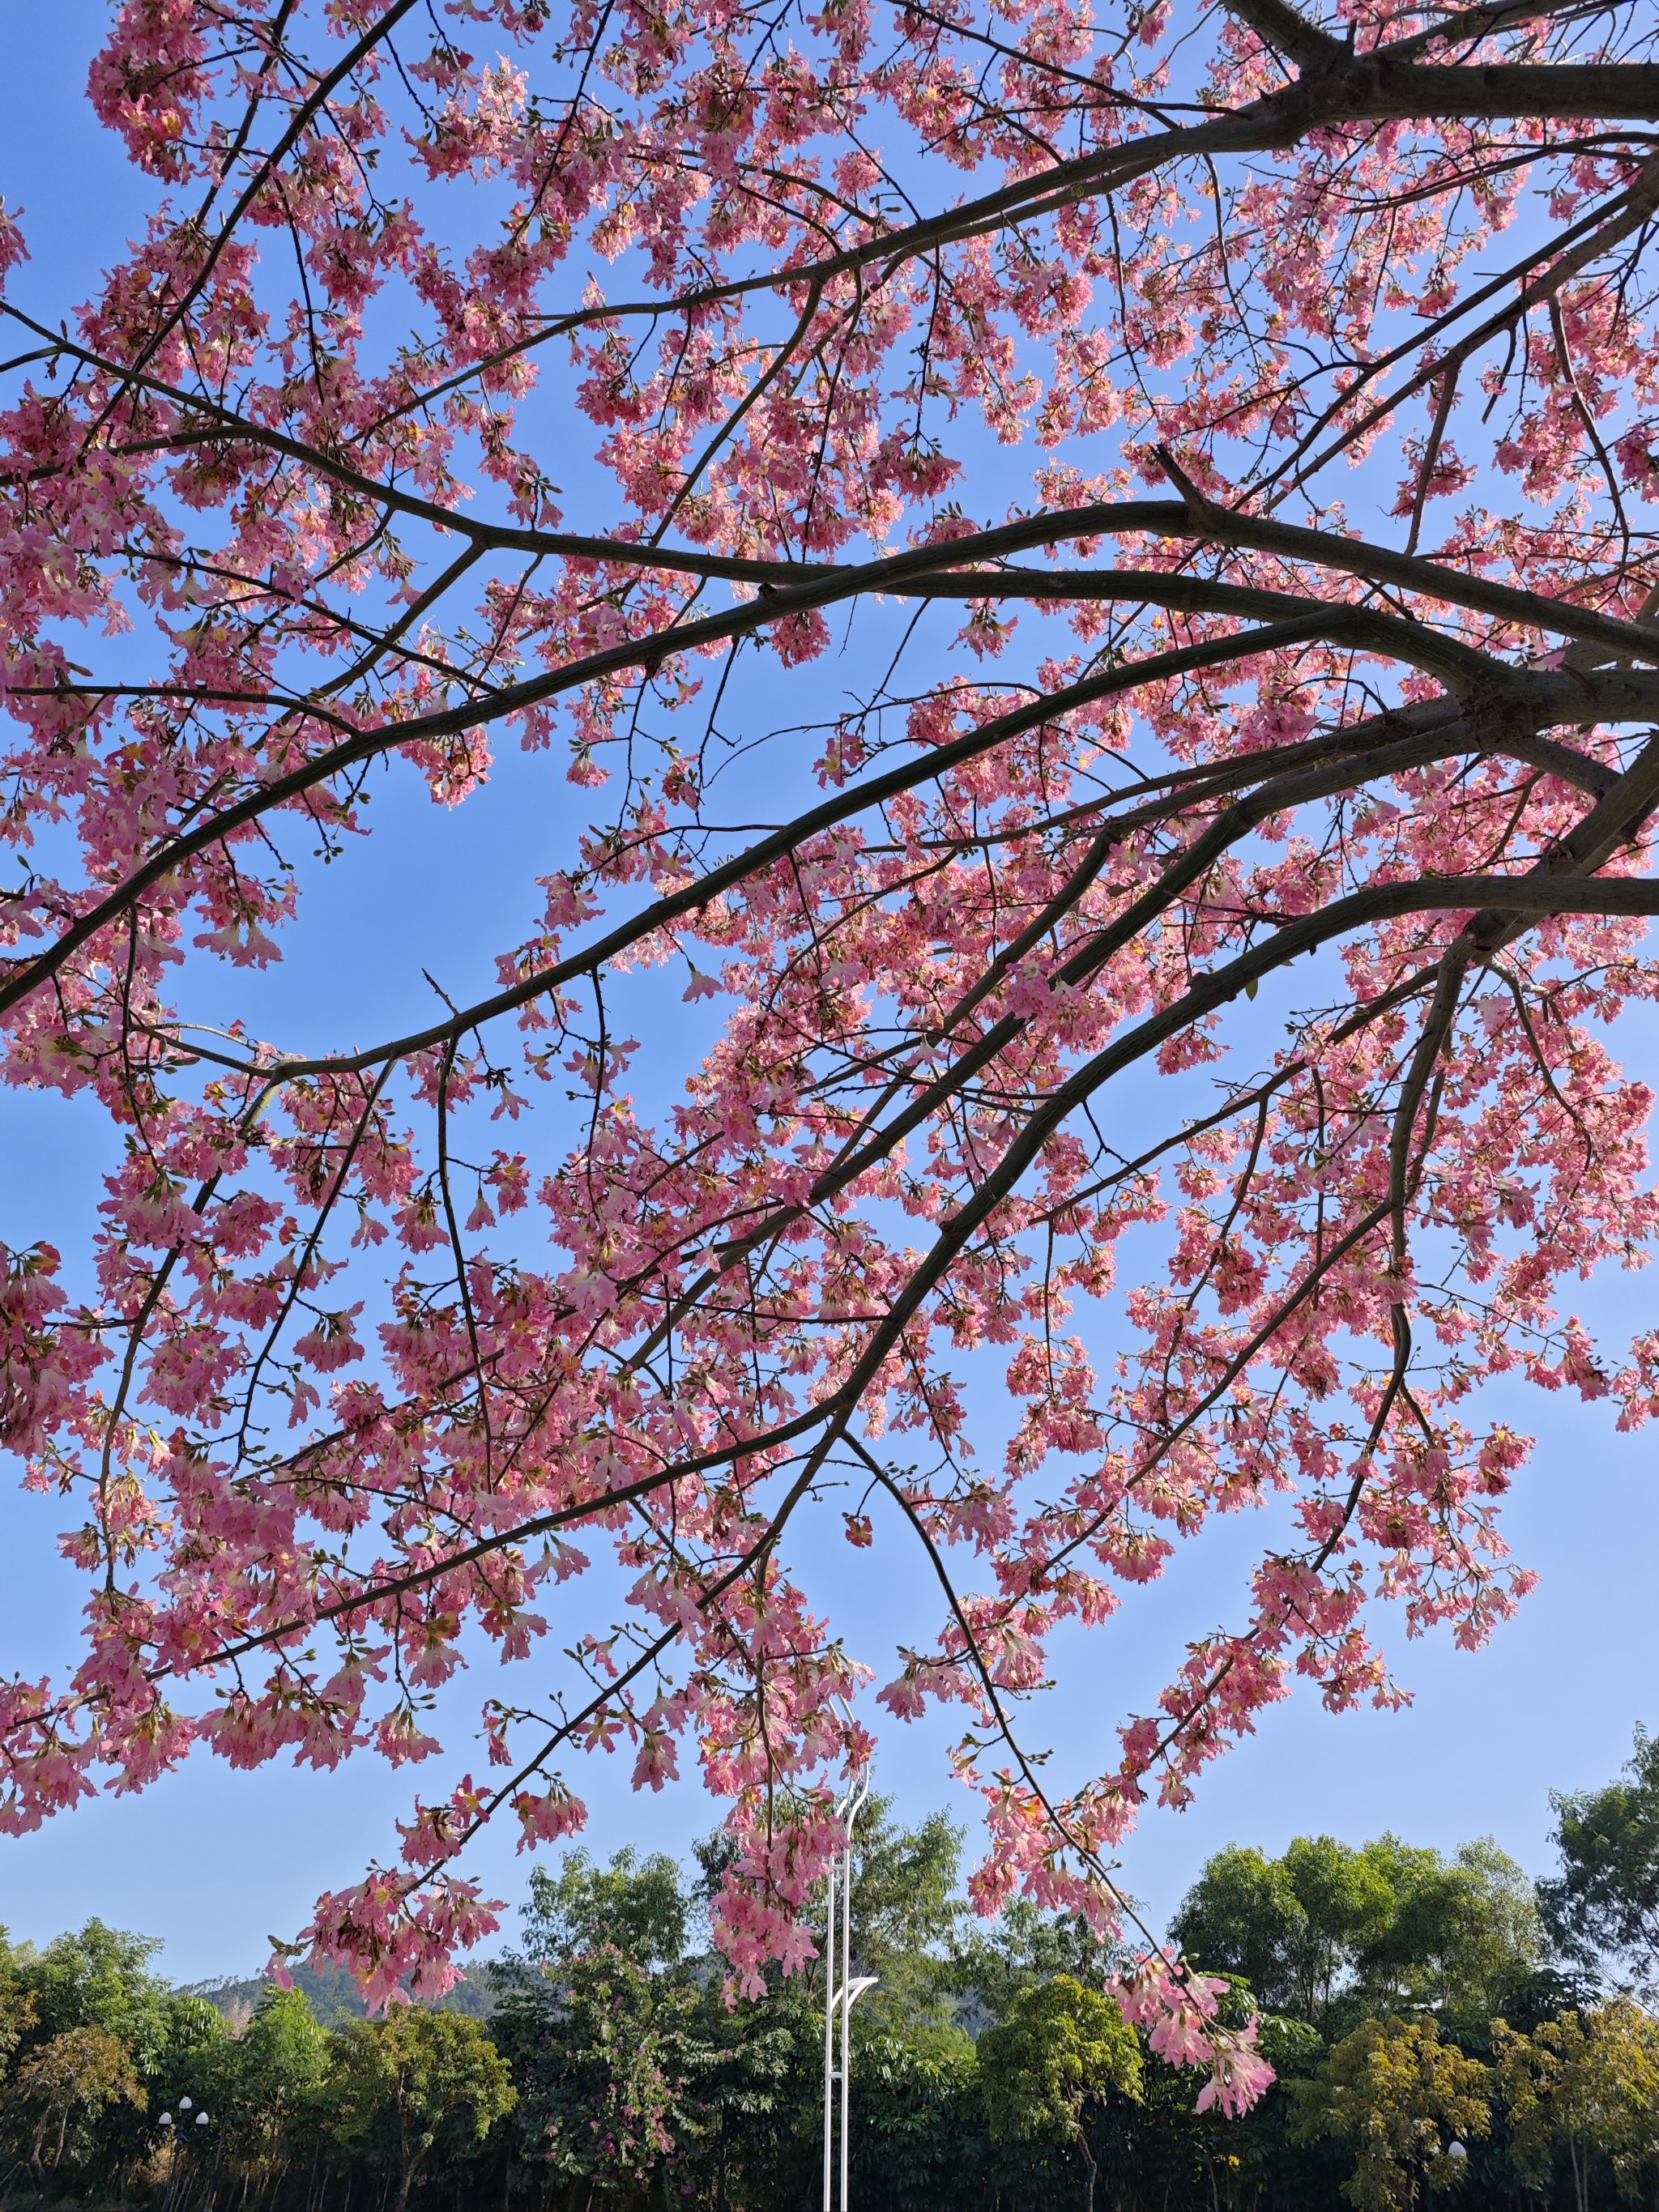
(1567, 2127, 1586, 2212)
(1078, 2129, 1098, 2212)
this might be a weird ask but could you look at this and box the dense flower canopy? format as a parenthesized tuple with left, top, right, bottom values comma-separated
(5, 0, 1659, 2108)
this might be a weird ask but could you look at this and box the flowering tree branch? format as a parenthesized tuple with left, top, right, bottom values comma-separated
(6, 0, 1659, 2112)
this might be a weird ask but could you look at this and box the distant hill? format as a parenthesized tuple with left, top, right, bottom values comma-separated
(190, 1956, 497, 2027)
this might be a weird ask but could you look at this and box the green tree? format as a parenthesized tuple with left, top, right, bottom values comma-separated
(1541, 1728, 1659, 1998)
(1171, 1839, 1388, 2022)
(213, 1988, 330, 2183)
(1494, 2001, 1659, 2212)
(326, 2006, 515, 2212)
(675, 1979, 809, 2212)
(5, 2023, 145, 2189)
(1361, 1837, 1542, 2018)
(0, 1930, 37, 2086)
(1172, 1835, 1540, 2029)
(3, 1919, 195, 2189)
(686, 1809, 982, 2207)
(14, 1920, 175, 2073)
(845, 2022, 985, 2212)
(1213, 2014, 1346, 2212)
(1288, 2016, 1490, 2212)
(831, 1806, 966, 2027)
(520, 1848, 690, 1975)
(948, 1899, 1127, 2031)
(493, 1846, 706, 2204)
(500, 1942, 702, 2206)
(979, 1975, 1141, 2212)
(1059, 1985, 1337, 2212)
(144, 1993, 231, 2201)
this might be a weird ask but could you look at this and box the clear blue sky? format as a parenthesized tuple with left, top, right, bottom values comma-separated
(2, 1, 1656, 1987)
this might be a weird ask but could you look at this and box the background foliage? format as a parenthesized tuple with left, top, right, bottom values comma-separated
(3, 1728, 1658, 2210)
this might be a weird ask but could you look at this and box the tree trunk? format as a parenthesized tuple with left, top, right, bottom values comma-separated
(395, 2142, 426, 2212)
(1078, 2129, 1098, 2212)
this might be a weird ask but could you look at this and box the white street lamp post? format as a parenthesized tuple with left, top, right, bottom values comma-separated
(157, 2099, 210, 2212)
(822, 1766, 876, 2212)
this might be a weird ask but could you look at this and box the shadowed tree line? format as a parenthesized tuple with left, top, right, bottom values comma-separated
(2, 1729, 1657, 2212)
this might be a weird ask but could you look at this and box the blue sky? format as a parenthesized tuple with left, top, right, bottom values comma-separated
(2, 0, 1657, 1986)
